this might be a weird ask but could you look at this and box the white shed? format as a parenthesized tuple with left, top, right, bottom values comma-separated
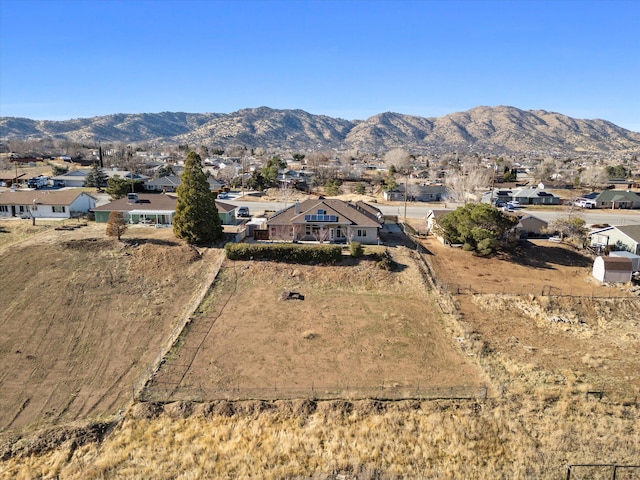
(592, 256, 633, 283)
(609, 251, 640, 272)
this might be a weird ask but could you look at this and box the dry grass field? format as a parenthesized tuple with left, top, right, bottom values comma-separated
(1, 218, 639, 479)
(0, 220, 223, 433)
(145, 248, 486, 401)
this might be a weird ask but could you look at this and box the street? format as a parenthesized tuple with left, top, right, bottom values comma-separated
(224, 197, 640, 226)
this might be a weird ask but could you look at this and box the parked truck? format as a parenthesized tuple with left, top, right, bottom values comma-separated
(26, 176, 49, 189)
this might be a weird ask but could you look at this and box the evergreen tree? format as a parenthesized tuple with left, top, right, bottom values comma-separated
(84, 163, 108, 188)
(105, 175, 132, 199)
(173, 152, 223, 245)
(435, 203, 518, 256)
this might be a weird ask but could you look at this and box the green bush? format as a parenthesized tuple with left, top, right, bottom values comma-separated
(349, 241, 364, 258)
(225, 243, 342, 264)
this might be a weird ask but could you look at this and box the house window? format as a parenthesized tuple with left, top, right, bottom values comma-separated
(0, 206, 7, 212)
(357, 229, 367, 237)
(31, 205, 38, 211)
(53, 206, 66, 213)
(305, 225, 312, 235)
(317, 209, 326, 215)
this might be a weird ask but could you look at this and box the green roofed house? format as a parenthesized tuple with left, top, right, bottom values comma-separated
(92, 192, 237, 226)
(92, 193, 176, 225)
(590, 190, 640, 209)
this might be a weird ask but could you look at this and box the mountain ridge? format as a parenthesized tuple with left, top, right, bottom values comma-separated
(2, 106, 639, 154)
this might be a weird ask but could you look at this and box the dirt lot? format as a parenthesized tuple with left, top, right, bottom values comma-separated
(421, 237, 640, 397)
(148, 247, 487, 398)
(0, 221, 222, 433)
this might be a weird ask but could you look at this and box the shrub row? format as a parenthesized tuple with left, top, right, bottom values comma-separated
(225, 243, 343, 264)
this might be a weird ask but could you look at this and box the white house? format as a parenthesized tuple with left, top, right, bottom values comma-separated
(589, 225, 640, 255)
(0, 190, 97, 219)
(592, 256, 633, 283)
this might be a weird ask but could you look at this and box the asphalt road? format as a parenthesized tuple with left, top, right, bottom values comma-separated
(226, 198, 640, 226)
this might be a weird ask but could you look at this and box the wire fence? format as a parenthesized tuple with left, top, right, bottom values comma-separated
(441, 282, 640, 298)
(132, 252, 227, 401)
(139, 384, 489, 403)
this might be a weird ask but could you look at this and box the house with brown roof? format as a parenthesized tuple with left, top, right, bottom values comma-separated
(0, 190, 96, 219)
(92, 193, 237, 225)
(265, 199, 383, 244)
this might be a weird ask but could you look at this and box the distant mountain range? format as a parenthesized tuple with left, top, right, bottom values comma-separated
(2, 106, 639, 154)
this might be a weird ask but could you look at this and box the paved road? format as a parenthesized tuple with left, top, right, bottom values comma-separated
(226, 197, 640, 226)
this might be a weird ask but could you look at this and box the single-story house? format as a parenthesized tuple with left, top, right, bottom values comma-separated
(51, 169, 150, 188)
(0, 172, 26, 186)
(0, 190, 96, 218)
(589, 190, 640, 209)
(145, 175, 225, 193)
(384, 184, 448, 202)
(92, 193, 236, 225)
(609, 251, 640, 272)
(589, 225, 640, 255)
(265, 198, 383, 244)
(425, 209, 451, 244)
(51, 170, 89, 187)
(93, 193, 177, 225)
(505, 212, 549, 238)
(214, 200, 237, 225)
(482, 187, 561, 206)
(592, 256, 633, 283)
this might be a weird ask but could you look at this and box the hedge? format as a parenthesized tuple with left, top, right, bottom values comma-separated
(225, 243, 343, 264)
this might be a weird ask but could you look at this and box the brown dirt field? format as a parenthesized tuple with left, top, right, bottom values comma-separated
(0, 221, 223, 434)
(148, 247, 488, 397)
(420, 237, 640, 397)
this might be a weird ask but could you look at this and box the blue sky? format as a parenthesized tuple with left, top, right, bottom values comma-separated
(1, 0, 639, 131)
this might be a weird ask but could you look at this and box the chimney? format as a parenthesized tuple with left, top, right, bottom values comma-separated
(295, 200, 300, 214)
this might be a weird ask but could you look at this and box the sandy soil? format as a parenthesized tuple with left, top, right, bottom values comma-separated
(0, 222, 222, 433)
(148, 247, 487, 398)
(421, 237, 640, 396)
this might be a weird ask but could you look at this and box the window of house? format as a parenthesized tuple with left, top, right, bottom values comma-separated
(305, 225, 312, 235)
(357, 229, 367, 237)
(0, 206, 7, 212)
(53, 206, 66, 213)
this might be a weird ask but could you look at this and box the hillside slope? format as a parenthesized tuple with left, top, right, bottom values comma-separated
(2, 106, 639, 153)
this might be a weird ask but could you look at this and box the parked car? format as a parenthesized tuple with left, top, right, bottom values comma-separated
(217, 191, 229, 199)
(237, 206, 250, 217)
(507, 200, 521, 208)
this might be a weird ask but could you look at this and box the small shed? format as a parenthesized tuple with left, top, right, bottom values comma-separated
(592, 256, 633, 283)
(609, 251, 640, 272)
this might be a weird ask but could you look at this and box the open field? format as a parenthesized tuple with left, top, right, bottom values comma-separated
(145, 248, 486, 401)
(0, 220, 223, 433)
(1, 219, 640, 478)
(421, 237, 640, 397)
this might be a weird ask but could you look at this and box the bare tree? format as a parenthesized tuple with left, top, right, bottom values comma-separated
(444, 165, 491, 204)
(269, 224, 293, 242)
(384, 148, 412, 174)
(106, 211, 128, 241)
(579, 167, 609, 189)
(313, 226, 330, 244)
(305, 151, 330, 175)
